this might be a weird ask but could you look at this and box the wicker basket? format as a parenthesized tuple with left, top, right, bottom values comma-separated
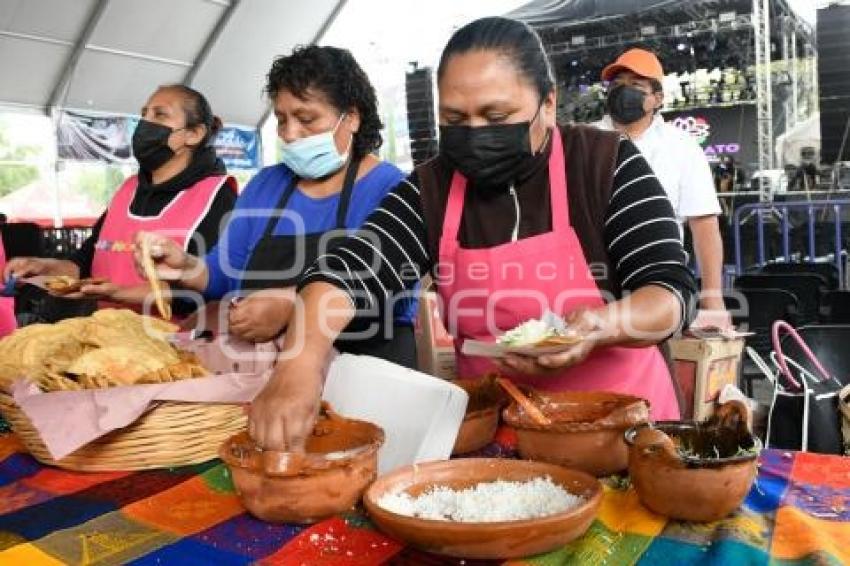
(0, 391, 246, 471)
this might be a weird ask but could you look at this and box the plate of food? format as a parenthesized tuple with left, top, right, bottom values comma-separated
(461, 311, 581, 358)
(363, 458, 601, 559)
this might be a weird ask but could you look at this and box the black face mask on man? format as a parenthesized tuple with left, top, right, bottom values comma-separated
(132, 120, 184, 172)
(606, 84, 648, 125)
(439, 104, 545, 190)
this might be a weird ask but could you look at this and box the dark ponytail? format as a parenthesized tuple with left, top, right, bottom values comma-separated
(159, 84, 221, 149)
(437, 17, 554, 102)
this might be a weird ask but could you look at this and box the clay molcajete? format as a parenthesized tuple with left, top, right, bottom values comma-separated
(220, 403, 384, 523)
(452, 375, 508, 455)
(625, 401, 761, 522)
(503, 390, 650, 476)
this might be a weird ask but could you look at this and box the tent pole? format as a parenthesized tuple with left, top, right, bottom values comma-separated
(46, 0, 110, 112)
(184, 0, 242, 86)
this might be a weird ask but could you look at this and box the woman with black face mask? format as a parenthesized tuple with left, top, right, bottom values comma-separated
(248, 17, 698, 452)
(4, 85, 237, 317)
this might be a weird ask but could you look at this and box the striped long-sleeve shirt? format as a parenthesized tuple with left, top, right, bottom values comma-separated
(300, 129, 697, 330)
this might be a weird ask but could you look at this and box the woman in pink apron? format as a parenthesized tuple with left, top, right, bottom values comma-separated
(0, 238, 16, 337)
(3, 85, 236, 320)
(235, 18, 696, 451)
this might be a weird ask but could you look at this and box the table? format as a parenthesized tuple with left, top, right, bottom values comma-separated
(1, 429, 849, 565)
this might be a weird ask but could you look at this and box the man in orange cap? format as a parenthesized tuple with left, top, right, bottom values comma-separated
(595, 48, 726, 324)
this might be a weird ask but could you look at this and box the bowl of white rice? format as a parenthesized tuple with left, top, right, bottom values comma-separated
(363, 458, 601, 559)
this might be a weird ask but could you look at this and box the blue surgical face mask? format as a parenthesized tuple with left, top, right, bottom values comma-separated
(280, 113, 351, 179)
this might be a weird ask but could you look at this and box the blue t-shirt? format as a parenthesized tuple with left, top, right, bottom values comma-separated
(204, 161, 417, 324)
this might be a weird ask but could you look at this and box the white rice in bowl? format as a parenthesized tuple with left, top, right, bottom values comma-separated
(376, 476, 584, 522)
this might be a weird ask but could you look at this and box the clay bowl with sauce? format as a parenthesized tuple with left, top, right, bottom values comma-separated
(363, 458, 602, 559)
(502, 390, 650, 476)
(220, 404, 384, 523)
(625, 419, 761, 522)
(451, 376, 508, 455)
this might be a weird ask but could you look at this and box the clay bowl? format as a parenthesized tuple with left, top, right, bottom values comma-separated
(502, 390, 650, 476)
(220, 405, 384, 523)
(624, 421, 762, 522)
(451, 376, 508, 455)
(363, 458, 602, 559)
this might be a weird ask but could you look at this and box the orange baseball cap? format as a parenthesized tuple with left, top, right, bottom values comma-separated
(601, 48, 664, 82)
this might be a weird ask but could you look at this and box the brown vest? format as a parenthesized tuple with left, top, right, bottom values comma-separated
(415, 123, 622, 296)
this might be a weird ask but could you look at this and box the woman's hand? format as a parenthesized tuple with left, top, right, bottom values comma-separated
(498, 307, 608, 376)
(249, 282, 354, 451)
(3, 257, 78, 280)
(498, 285, 683, 376)
(133, 231, 209, 293)
(133, 231, 189, 281)
(229, 288, 295, 343)
(248, 355, 326, 452)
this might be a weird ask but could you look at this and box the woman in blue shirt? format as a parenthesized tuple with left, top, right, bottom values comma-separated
(136, 46, 418, 368)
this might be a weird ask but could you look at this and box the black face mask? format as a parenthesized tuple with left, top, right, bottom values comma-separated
(439, 106, 543, 190)
(132, 120, 182, 172)
(606, 84, 648, 125)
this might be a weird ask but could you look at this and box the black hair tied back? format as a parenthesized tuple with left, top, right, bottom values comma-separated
(437, 17, 555, 102)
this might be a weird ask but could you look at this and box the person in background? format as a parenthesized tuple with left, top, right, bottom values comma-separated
(593, 49, 726, 319)
(136, 46, 418, 367)
(4, 85, 237, 317)
(243, 17, 697, 451)
(0, 237, 16, 337)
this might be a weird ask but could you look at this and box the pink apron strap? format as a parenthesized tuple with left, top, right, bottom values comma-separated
(548, 128, 570, 233)
(441, 172, 468, 244)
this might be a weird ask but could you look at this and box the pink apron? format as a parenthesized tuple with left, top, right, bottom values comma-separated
(436, 128, 679, 420)
(90, 174, 235, 312)
(0, 239, 16, 337)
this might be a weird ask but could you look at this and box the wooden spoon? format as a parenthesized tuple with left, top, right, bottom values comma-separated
(496, 377, 552, 426)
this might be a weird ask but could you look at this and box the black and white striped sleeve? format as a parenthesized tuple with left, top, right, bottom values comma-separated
(298, 177, 431, 311)
(604, 139, 698, 329)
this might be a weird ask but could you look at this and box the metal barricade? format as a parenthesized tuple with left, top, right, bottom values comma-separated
(733, 199, 850, 289)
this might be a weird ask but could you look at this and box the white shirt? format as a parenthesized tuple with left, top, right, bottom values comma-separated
(594, 114, 721, 230)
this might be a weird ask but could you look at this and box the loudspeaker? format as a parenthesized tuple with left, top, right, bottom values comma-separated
(818, 4, 850, 164)
(405, 66, 437, 166)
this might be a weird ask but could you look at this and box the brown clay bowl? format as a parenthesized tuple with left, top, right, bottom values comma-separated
(624, 421, 761, 522)
(451, 376, 508, 455)
(363, 458, 602, 559)
(220, 405, 384, 523)
(502, 390, 650, 476)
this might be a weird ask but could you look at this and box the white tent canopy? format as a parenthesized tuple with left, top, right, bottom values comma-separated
(0, 0, 346, 128)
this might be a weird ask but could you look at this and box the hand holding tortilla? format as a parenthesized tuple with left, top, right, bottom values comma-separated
(137, 234, 172, 320)
(462, 310, 586, 361)
(44, 276, 109, 296)
(499, 308, 607, 376)
(133, 232, 190, 282)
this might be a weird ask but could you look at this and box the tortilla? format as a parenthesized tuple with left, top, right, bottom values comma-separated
(139, 237, 171, 320)
(44, 276, 107, 295)
(0, 309, 204, 392)
(532, 334, 583, 348)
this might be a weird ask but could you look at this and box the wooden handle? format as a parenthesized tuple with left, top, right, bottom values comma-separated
(496, 378, 551, 426)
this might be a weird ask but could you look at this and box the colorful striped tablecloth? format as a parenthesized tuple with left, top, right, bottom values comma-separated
(1, 428, 849, 565)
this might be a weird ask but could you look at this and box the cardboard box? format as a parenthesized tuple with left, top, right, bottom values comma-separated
(668, 337, 745, 421)
(414, 290, 456, 380)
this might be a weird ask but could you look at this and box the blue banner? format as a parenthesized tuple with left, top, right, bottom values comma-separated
(212, 126, 260, 170)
